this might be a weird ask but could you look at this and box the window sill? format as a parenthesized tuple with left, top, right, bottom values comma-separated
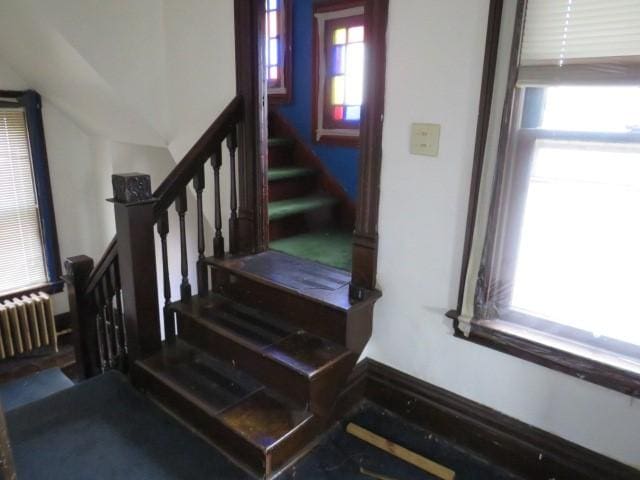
(446, 310, 640, 398)
(0, 280, 64, 303)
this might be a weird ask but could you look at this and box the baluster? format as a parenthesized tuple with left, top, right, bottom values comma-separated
(93, 289, 107, 373)
(111, 261, 127, 356)
(157, 210, 175, 340)
(227, 128, 239, 254)
(98, 282, 114, 369)
(101, 274, 118, 368)
(212, 144, 225, 258)
(176, 189, 192, 301)
(106, 263, 123, 365)
(194, 165, 208, 295)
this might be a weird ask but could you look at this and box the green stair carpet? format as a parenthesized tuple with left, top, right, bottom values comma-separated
(270, 229, 353, 271)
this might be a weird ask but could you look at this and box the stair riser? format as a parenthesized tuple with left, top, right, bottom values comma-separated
(269, 176, 317, 202)
(211, 270, 348, 346)
(132, 363, 267, 475)
(269, 206, 337, 241)
(176, 314, 315, 410)
(268, 145, 294, 167)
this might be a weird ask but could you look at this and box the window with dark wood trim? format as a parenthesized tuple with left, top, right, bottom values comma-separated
(450, 0, 640, 397)
(266, 0, 292, 103)
(0, 90, 62, 301)
(312, 0, 364, 146)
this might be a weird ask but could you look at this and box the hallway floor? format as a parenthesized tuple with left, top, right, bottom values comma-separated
(5, 368, 523, 479)
(270, 228, 353, 271)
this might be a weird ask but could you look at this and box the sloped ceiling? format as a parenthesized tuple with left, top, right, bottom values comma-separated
(0, 0, 236, 155)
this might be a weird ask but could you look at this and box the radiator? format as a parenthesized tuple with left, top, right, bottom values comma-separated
(0, 292, 58, 359)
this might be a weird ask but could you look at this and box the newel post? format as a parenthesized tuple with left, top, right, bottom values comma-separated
(64, 255, 96, 379)
(111, 173, 161, 363)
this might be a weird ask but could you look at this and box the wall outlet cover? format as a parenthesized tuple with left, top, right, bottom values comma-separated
(410, 123, 440, 157)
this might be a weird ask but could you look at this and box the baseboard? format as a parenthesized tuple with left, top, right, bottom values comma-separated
(362, 359, 639, 480)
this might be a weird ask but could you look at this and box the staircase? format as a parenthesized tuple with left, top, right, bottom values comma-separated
(267, 111, 355, 271)
(64, 97, 380, 478)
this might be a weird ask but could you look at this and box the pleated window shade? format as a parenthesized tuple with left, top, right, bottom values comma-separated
(0, 108, 47, 295)
(521, 0, 640, 66)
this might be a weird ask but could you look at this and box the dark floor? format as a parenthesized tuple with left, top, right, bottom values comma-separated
(0, 367, 73, 411)
(5, 369, 523, 479)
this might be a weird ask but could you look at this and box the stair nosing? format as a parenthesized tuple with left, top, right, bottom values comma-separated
(267, 166, 316, 182)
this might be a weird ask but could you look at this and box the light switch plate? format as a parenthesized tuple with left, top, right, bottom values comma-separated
(410, 123, 440, 157)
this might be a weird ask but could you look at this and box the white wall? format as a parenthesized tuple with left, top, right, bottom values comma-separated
(364, 0, 640, 468)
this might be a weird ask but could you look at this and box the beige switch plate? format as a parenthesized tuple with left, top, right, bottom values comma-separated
(410, 123, 440, 156)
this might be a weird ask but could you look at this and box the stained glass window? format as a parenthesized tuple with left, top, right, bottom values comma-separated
(265, 0, 281, 83)
(328, 24, 364, 123)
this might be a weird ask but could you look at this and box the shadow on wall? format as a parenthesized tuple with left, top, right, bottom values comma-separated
(276, 0, 360, 201)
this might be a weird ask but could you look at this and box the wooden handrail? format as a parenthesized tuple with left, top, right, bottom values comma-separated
(83, 95, 243, 294)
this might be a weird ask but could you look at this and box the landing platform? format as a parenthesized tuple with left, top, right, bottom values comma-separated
(270, 229, 353, 271)
(206, 250, 379, 312)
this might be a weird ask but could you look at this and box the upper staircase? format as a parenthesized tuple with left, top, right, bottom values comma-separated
(64, 96, 380, 478)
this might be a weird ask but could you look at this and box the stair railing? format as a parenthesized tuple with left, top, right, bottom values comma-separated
(64, 96, 244, 378)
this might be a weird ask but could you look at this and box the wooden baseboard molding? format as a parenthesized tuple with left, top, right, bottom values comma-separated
(361, 358, 639, 480)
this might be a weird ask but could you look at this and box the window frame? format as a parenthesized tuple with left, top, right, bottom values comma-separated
(312, 0, 365, 147)
(0, 90, 62, 302)
(448, 0, 640, 398)
(266, 0, 293, 104)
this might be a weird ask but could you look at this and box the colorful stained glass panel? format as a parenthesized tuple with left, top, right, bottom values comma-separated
(333, 28, 347, 45)
(332, 76, 345, 105)
(345, 106, 361, 121)
(331, 46, 345, 75)
(268, 0, 278, 10)
(270, 38, 279, 66)
(333, 106, 344, 120)
(348, 26, 364, 43)
(268, 11, 278, 37)
(345, 42, 364, 105)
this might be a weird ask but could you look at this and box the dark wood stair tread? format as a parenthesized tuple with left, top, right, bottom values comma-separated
(170, 293, 350, 378)
(268, 195, 339, 221)
(139, 340, 262, 414)
(135, 341, 319, 475)
(205, 250, 380, 312)
(220, 389, 312, 450)
(268, 166, 316, 182)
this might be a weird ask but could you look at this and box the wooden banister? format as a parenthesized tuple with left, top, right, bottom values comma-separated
(83, 95, 243, 297)
(68, 95, 245, 376)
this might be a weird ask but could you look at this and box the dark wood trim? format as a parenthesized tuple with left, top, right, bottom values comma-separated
(455, 0, 504, 314)
(235, 0, 269, 255)
(268, 109, 356, 225)
(0, 344, 75, 384)
(364, 358, 640, 480)
(460, 318, 640, 398)
(349, 0, 388, 299)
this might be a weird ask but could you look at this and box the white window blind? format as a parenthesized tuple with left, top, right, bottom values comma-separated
(519, 0, 640, 85)
(0, 108, 47, 296)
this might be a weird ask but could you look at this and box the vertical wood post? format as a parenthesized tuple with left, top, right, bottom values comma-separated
(234, 0, 268, 254)
(64, 255, 97, 379)
(111, 173, 161, 363)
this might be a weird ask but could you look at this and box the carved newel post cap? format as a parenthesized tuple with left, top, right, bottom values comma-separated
(112, 173, 152, 204)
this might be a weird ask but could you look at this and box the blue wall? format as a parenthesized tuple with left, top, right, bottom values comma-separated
(277, 0, 359, 200)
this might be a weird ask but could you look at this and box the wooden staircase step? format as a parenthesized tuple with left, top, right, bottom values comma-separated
(268, 137, 295, 167)
(134, 340, 321, 477)
(205, 250, 379, 352)
(268, 195, 339, 222)
(268, 167, 316, 182)
(170, 293, 354, 414)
